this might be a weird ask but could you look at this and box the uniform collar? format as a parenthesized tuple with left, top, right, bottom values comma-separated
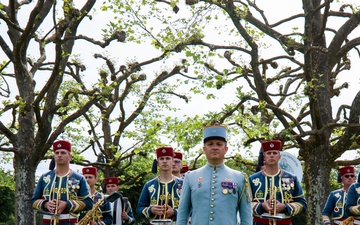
(206, 163, 224, 170)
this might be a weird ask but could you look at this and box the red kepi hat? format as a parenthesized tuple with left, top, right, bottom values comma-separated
(339, 166, 355, 176)
(49, 140, 72, 171)
(82, 167, 98, 176)
(152, 146, 175, 173)
(181, 165, 189, 173)
(105, 177, 119, 185)
(53, 140, 72, 152)
(174, 152, 183, 160)
(261, 140, 282, 152)
(156, 147, 174, 158)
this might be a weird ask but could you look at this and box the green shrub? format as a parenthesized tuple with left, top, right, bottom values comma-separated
(0, 186, 15, 223)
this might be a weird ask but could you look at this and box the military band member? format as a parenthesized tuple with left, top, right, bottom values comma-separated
(177, 124, 252, 225)
(79, 167, 112, 225)
(180, 165, 189, 179)
(31, 140, 93, 225)
(136, 146, 183, 224)
(248, 140, 307, 225)
(105, 177, 135, 225)
(322, 166, 356, 225)
(345, 168, 360, 223)
(172, 151, 183, 178)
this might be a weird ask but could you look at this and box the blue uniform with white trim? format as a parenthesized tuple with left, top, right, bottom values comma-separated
(31, 170, 93, 225)
(322, 188, 349, 225)
(177, 163, 252, 225)
(136, 176, 183, 222)
(248, 169, 306, 225)
(345, 182, 360, 223)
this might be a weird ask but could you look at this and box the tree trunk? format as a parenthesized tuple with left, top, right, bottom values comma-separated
(303, 144, 332, 225)
(14, 151, 36, 225)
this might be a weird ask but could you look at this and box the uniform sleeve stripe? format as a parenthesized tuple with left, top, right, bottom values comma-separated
(33, 199, 45, 210)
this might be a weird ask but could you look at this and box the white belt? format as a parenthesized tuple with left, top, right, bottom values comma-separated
(43, 214, 77, 220)
(333, 220, 342, 225)
(354, 220, 360, 225)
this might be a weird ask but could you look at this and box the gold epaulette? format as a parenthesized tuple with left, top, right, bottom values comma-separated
(239, 172, 252, 203)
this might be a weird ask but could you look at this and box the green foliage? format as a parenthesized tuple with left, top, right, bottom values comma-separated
(0, 167, 15, 190)
(0, 168, 15, 223)
(291, 212, 307, 225)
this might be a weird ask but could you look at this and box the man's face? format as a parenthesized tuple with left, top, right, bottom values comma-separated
(203, 139, 228, 163)
(263, 150, 281, 166)
(172, 158, 182, 174)
(342, 173, 356, 186)
(84, 174, 98, 187)
(54, 149, 72, 166)
(106, 184, 119, 195)
(157, 156, 173, 172)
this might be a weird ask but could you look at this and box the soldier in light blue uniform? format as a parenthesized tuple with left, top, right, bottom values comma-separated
(177, 124, 252, 225)
(322, 166, 356, 225)
(248, 140, 307, 225)
(31, 140, 93, 225)
(136, 146, 183, 224)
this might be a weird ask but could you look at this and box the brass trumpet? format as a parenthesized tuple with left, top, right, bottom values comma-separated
(269, 179, 277, 225)
(151, 185, 172, 225)
(51, 182, 60, 225)
(163, 193, 171, 219)
(339, 216, 354, 225)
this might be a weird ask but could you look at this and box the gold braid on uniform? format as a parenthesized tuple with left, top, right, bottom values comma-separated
(350, 205, 360, 215)
(68, 200, 87, 213)
(142, 207, 153, 219)
(322, 215, 330, 224)
(33, 199, 46, 211)
(339, 216, 354, 225)
(239, 172, 252, 203)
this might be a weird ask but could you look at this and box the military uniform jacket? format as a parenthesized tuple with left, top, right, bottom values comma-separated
(31, 170, 93, 225)
(322, 188, 349, 224)
(136, 176, 183, 221)
(79, 191, 112, 225)
(345, 182, 360, 220)
(177, 163, 252, 225)
(248, 169, 307, 225)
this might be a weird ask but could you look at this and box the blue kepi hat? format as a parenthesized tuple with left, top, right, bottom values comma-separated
(203, 124, 227, 143)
